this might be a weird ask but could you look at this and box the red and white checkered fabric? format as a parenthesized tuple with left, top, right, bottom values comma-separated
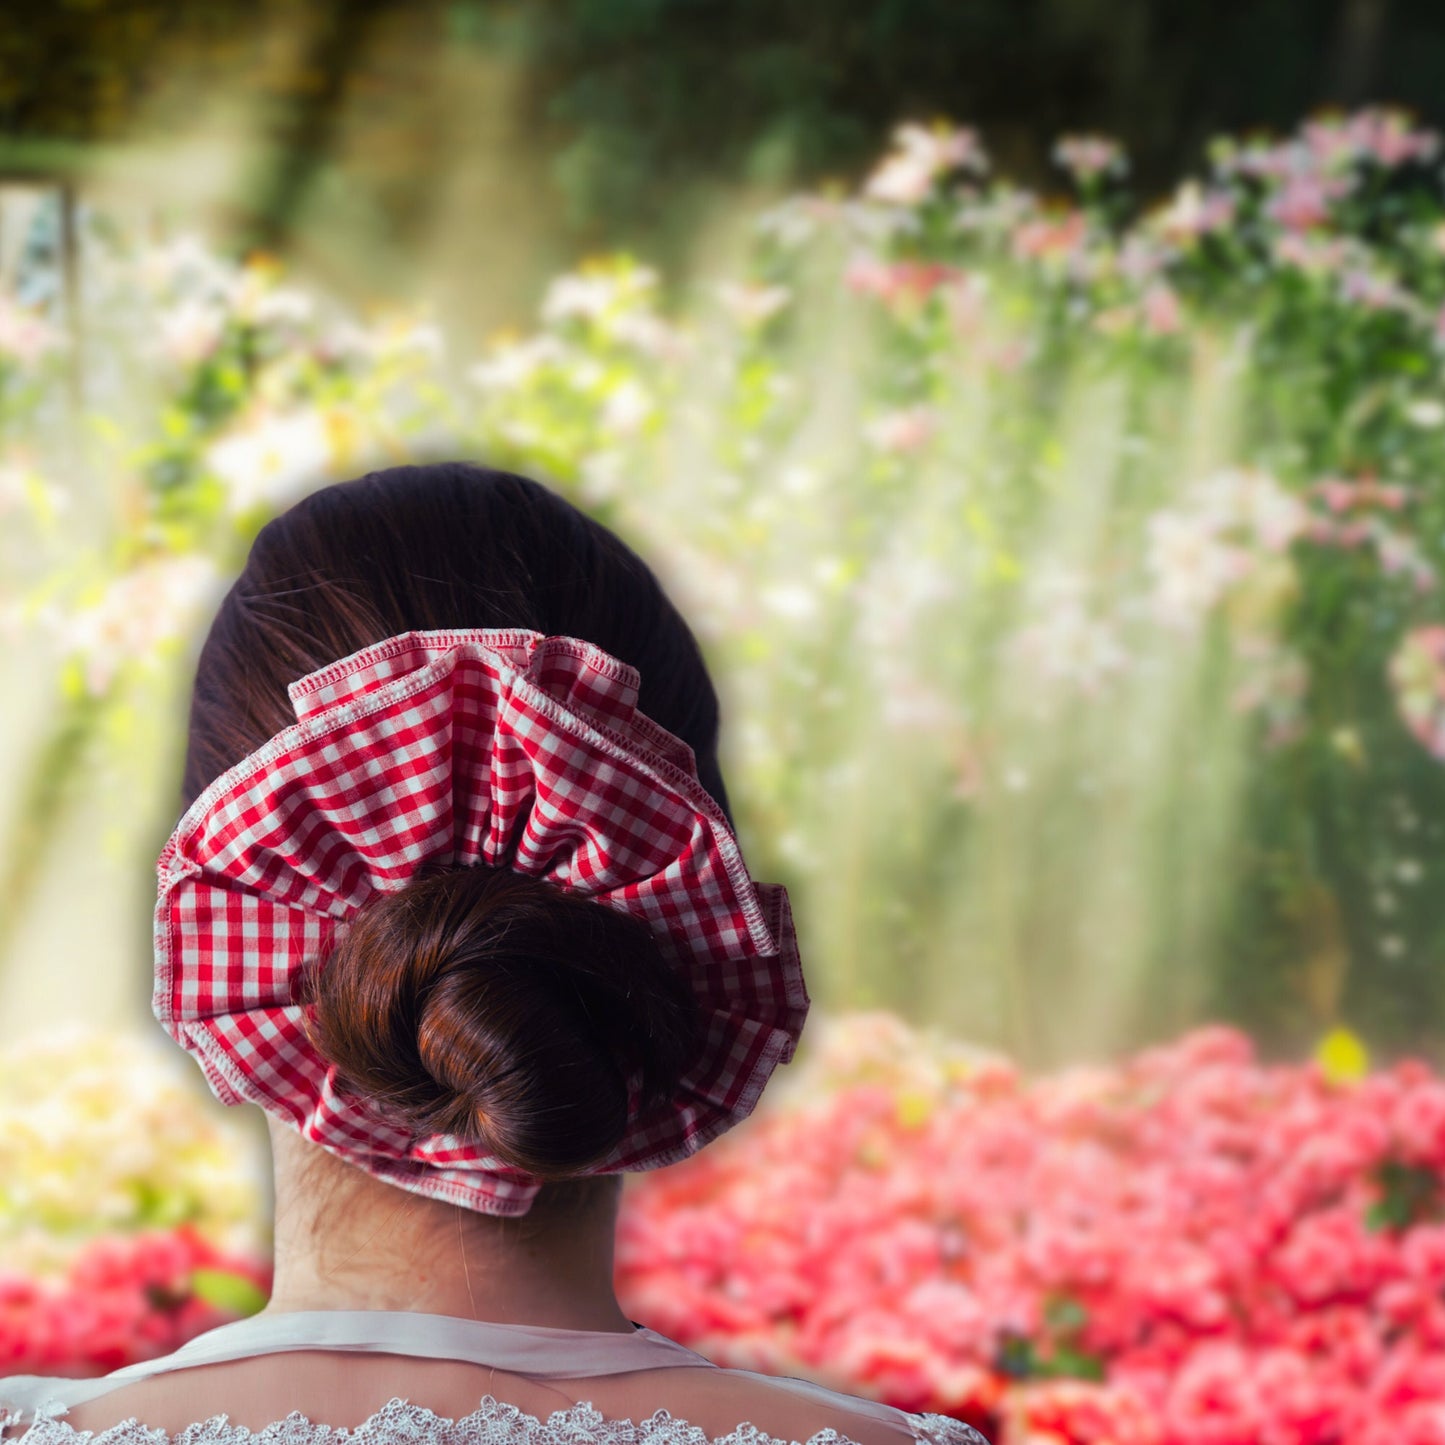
(154, 629, 810, 1216)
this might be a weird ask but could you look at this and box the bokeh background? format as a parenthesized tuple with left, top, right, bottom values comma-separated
(5, 4, 1445, 1441)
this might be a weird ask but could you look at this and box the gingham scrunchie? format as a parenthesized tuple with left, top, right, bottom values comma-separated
(153, 628, 810, 1216)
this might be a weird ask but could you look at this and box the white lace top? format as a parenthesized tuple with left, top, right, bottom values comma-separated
(0, 1312, 990, 1445)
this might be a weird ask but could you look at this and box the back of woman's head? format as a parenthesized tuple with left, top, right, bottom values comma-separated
(183, 463, 715, 1181)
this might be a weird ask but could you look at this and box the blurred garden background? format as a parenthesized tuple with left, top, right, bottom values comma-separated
(5, 2, 1445, 1441)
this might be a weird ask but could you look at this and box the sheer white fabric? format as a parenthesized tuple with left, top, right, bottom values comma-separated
(0, 1312, 990, 1445)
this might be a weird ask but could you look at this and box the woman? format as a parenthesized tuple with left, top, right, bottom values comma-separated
(0, 463, 989, 1445)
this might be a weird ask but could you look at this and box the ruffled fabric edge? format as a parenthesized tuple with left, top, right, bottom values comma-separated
(153, 630, 809, 1215)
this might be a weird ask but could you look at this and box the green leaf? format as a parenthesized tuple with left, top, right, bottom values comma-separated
(190, 1268, 268, 1317)
(1366, 1160, 1443, 1234)
(1040, 1346, 1107, 1382)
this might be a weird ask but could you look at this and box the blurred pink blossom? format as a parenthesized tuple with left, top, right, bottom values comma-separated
(1269, 173, 1351, 231)
(864, 123, 989, 205)
(0, 295, 65, 367)
(864, 405, 939, 455)
(1339, 268, 1417, 315)
(1012, 211, 1089, 267)
(1141, 284, 1182, 336)
(1349, 107, 1441, 168)
(1273, 233, 1355, 276)
(1152, 182, 1237, 245)
(716, 281, 793, 328)
(620, 1015, 1445, 1442)
(1389, 625, 1445, 759)
(1053, 135, 1128, 185)
(846, 256, 964, 305)
(155, 297, 228, 366)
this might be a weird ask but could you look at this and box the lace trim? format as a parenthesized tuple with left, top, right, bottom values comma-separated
(0, 1395, 989, 1445)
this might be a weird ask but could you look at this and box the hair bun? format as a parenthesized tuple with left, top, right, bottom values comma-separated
(299, 865, 702, 1178)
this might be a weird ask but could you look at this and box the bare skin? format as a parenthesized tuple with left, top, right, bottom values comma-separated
(21, 1122, 917, 1445)
(258, 1116, 637, 1332)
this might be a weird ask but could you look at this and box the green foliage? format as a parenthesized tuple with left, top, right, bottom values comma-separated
(8, 1, 1445, 267)
(190, 1267, 269, 1316)
(1365, 1159, 1443, 1233)
(9, 106, 1445, 1069)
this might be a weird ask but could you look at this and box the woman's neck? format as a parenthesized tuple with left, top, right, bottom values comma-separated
(259, 1118, 636, 1333)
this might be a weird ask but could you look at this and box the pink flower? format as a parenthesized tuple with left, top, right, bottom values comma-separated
(864, 123, 988, 205)
(1350, 107, 1441, 168)
(1339, 269, 1416, 314)
(0, 295, 65, 367)
(1141, 284, 1182, 336)
(1153, 183, 1237, 245)
(1390, 1082, 1445, 1165)
(939, 272, 990, 335)
(1269, 1205, 1399, 1306)
(1389, 626, 1445, 760)
(1054, 135, 1128, 185)
(1273, 233, 1354, 276)
(618, 1013, 1445, 1441)
(1012, 211, 1089, 266)
(845, 256, 963, 306)
(864, 405, 939, 455)
(1268, 174, 1348, 231)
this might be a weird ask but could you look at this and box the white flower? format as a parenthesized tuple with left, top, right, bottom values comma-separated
(136, 233, 238, 299)
(315, 320, 378, 365)
(865, 151, 937, 206)
(0, 294, 65, 366)
(609, 310, 687, 360)
(882, 677, 961, 732)
(716, 281, 792, 328)
(760, 581, 818, 622)
(864, 406, 938, 454)
(578, 449, 627, 504)
(1053, 134, 1128, 183)
(779, 463, 818, 497)
(839, 201, 924, 243)
(63, 554, 219, 695)
(206, 407, 334, 515)
(1405, 398, 1445, 429)
(467, 334, 568, 392)
(498, 417, 545, 450)
(600, 378, 655, 436)
(1151, 181, 1236, 244)
(754, 197, 827, 248)
(155, 296, 228, 366)
(0, 462, 28, 515)
(1192, 467, 1308, 552)
(864, 124, 988, 206)
(1010, 602, 1130, 696)
(379, 321, 445, 361)
(542, 267, 657, 325)
(568, 357, 606, 390)
(242, 285, 316, 329)
(1146, 509, 1252, 627)
(0, 1026, 266, 1253)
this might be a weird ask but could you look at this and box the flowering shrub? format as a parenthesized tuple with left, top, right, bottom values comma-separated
(616, 1013, 1445, 1445)
(6, 106, 1445, 1064)
(0, 1226, 271, 1377)
(0, 1028, 270, 1374)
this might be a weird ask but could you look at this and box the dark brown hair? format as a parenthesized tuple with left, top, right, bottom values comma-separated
(183, 462, 716, 1181)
